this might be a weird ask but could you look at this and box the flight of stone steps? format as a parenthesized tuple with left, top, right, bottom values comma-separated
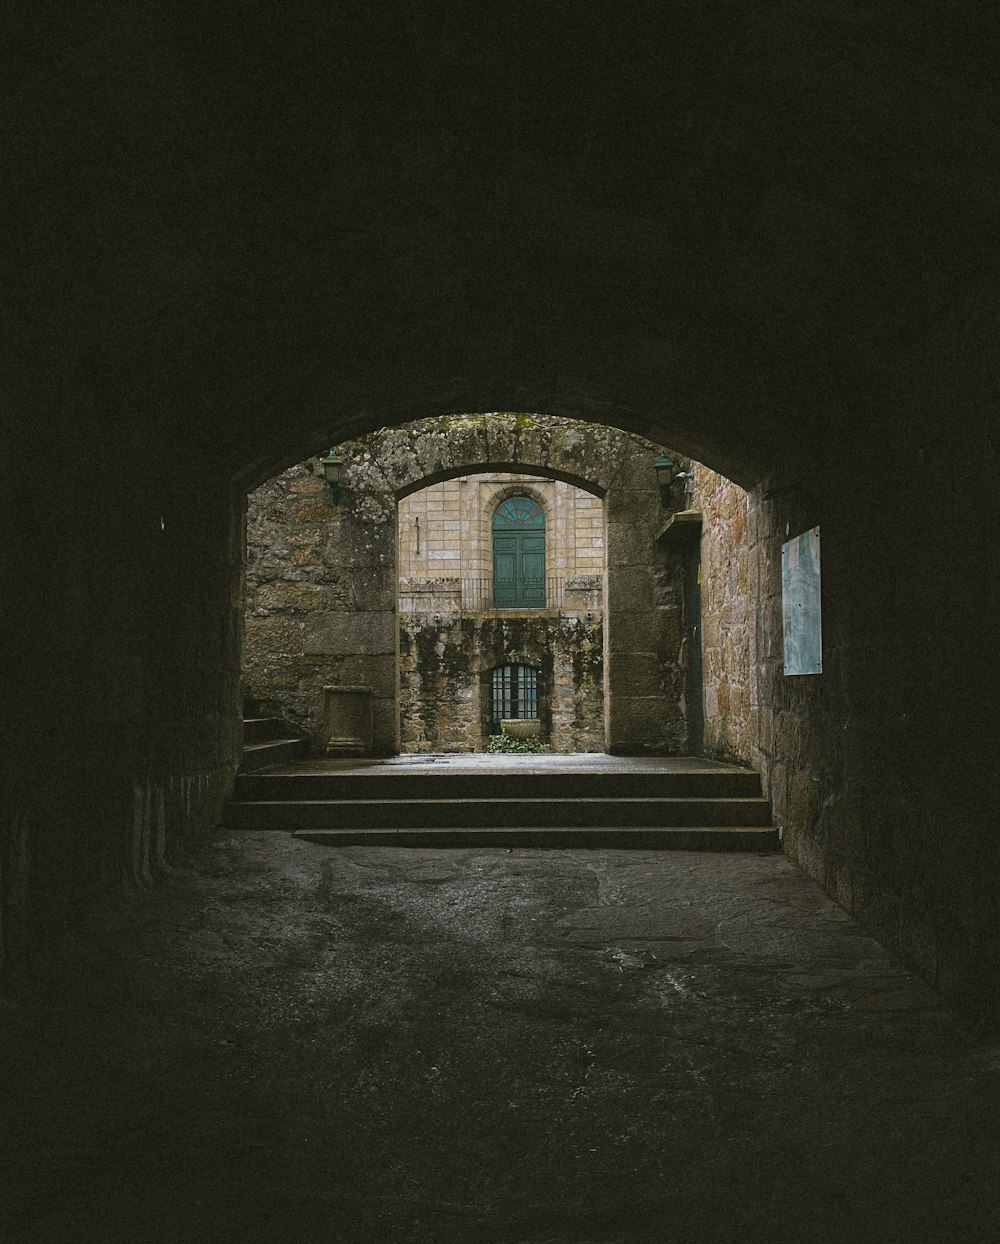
(224, 761, 777, 850)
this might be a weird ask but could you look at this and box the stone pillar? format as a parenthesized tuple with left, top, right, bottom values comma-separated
(604, 467, 686, 754)
(301, 491, 398, 754)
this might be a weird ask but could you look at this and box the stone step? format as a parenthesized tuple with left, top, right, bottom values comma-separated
(291, 826, 777, 851)
(224, 795, 773, 830)
(239, 738, 309, 773)
(242, 716, 290, 745)
(232, 768, 763, 802)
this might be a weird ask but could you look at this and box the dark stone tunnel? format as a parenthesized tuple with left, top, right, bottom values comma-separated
(4, 2, 998, 1037)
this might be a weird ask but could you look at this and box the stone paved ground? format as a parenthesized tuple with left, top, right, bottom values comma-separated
(2, 834, 999, 1243)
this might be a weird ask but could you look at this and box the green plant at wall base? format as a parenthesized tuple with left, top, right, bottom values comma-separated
(485, 728, 549, 754)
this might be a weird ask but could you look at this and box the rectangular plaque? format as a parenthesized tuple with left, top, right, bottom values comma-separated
(782, 527, 822, 675)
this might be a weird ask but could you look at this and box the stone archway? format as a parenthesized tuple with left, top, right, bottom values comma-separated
(244, 412, 688, 755)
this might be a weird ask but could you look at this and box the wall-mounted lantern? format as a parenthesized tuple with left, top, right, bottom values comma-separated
(320, 450, 343, 504)
(654, 455, 675, 506)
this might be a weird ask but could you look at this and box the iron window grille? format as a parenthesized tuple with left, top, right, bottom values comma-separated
(490, 664, 539, 730)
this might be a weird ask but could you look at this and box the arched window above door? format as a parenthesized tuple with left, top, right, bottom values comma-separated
(492, 495, 545, 608)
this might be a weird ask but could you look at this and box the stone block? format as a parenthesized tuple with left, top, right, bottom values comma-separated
(303, 611, 396, 655)
(604, 522, 652, 567)
(371, 695, 399, 753)
(286, 527, 324, 548)
(608, 609, 663, 652)
(788, 769, 819, 828)
(328, 653, 398, 699)
(322, 685, 373, 754)
(346, 574, 396, 613)
(606, 652, 660, 697)
(607, 695, 673, 749)
(256, 583, 327, 612)
(606, 566, 655, 610)
(289, 477, 326, 494)
(292, 496, 336, 522)
(775, 711, 802, 760)
(243, 616, 303, 662)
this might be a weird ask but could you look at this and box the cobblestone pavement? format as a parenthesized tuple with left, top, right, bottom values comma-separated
(2, 833, 998, 1243)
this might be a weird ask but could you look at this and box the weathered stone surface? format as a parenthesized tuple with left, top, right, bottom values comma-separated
(303, 612, 396, 656)
(605, 521, 658, 567)
(609, 696, 683, 754)
(607, 608, 669, 650)
(289, 476, 326, 494)
(291, 496, 336, 523)
(8, 835, 995, 1239)
(687, 462, 758, 765)
(605, 566, 655, 610)
(324, 655, 399, 699)
(246, 416, 698, 755)
(243, 617, 302, 662)
(605, 652, 662, 695)
(254, 582, 327, 611)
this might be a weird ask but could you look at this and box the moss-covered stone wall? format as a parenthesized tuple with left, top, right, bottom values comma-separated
(399, 612, 604, 752)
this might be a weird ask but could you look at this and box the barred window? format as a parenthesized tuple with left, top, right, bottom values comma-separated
(490, 664, 539, 729)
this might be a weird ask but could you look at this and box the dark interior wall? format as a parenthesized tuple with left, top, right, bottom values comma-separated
(5, 7, 998, 1025)
(1, 417, 243, 972)
(759, 297, 1000, 1030)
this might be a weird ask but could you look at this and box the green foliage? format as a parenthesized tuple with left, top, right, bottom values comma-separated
(485, 728, 549, 754)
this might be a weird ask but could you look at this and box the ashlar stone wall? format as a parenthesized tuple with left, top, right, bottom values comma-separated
(398, 473, 605, 591)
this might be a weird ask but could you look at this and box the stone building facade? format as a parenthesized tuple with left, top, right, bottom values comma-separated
(397, 473, 604, 751)
(242, 413, 744, 756)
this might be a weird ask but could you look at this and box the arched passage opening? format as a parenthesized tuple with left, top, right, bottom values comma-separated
(243, 411, 757, 763)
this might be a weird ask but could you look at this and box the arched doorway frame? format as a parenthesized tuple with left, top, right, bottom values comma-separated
(490, 487, 548, 609)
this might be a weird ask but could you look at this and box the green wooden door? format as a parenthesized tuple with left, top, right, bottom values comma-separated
(492, 497, 546, 608)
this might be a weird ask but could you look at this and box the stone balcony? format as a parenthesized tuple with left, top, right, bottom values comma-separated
(398, 574, 603, 618)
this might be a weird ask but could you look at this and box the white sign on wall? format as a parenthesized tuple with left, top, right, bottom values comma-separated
(782, 526, 822, 676)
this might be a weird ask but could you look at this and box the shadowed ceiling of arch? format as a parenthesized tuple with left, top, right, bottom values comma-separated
(34, 6, 995, 489)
